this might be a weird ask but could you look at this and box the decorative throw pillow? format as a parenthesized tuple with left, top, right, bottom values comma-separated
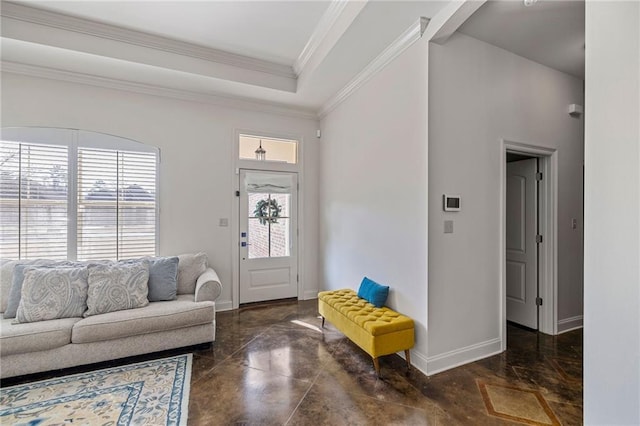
(15, 266, 89, 323)
(147, 256, 179, 301)
(177, 253, 207, 295)
(84, 261, 150, 317)
(357, 277, 390, 308)
(4, 259, 64, 319)
(1, 259, 18, 313)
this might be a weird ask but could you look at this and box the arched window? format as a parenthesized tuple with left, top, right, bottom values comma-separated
(0, 128, 158, 260)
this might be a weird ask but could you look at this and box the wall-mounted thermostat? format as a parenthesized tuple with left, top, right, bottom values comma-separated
(443, 194, 461, 212)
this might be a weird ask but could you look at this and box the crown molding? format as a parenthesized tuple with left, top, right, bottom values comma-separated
(1, 1, 296, 79)
(318, 17, 428, 119)
(294, 0, 349, 76)
(425, 0, 486, 44)
(1, 61, 318, 121)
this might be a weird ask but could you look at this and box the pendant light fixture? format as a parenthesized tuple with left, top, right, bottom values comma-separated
(255, 139, 266, 161)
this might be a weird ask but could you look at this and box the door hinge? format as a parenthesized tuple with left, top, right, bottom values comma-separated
(536, 235, 543, 243)
(235, 190, 240, 197)
(536, 172, 543, 181)
(536, 297, 543, 306)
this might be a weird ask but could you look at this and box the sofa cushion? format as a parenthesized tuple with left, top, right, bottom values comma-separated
(0, 316, 80, 356)
(16, 266, 89, 323)
(177, 253, 207, 295)
(72, 295, 214, 344)
(85, 261, 150, 317)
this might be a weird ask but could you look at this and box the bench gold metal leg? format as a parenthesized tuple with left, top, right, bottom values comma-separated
(405, 350, 411, 370)
(373, 357, 381, 377)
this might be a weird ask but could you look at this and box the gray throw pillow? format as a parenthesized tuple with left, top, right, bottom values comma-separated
(147, 256, 179, 301)
(85, 261, 150, 317)
(4, 259, 66, 318)
(15, 266, 89, 323)
(177, 253, 207, 295)
(1, 259, 18, 313)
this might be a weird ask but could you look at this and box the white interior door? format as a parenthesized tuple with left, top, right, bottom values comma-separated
(506, 158, 538, 329)
(239, 170, 298, 304)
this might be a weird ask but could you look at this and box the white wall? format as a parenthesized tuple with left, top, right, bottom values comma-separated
(428, 33, 584, 370)
(584, 1, 640, 423)
(319, 38, 430, 371)
(0, 73, 320, 309)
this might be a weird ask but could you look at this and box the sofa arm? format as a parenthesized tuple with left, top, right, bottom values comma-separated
(195, 268, 222, 302)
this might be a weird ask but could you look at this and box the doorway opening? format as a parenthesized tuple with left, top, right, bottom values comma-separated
(500, 140, 558, 350)
(506, 153, 539, 330)
(231, 130, 304, 310)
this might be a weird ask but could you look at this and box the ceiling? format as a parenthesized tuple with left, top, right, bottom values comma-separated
(24, 1, 333, 66)
(458, 0, 585, 79)
(0, 1, 585, 116)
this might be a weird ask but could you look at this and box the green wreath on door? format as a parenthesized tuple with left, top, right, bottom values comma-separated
(254, 198, 282, 225)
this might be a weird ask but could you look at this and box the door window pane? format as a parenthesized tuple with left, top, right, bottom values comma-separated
(270, 219, 290, 258)
(247, 192, 291, 259)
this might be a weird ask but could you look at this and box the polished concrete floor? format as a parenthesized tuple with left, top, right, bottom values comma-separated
(2, 298, 582, 425)
(188, 299, 583, 425)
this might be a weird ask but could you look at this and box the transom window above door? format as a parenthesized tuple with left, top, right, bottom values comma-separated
(238, 134, 298, 164)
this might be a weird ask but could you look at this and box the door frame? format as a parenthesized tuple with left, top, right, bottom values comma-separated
(500, 139, 558, 349)
(230, 129, 305, 310)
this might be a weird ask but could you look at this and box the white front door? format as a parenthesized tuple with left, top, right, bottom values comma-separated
(506, 158, 538, 329)
(239, 170, 298, 304)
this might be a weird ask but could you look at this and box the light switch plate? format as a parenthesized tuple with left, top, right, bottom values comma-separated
(444, 220, 454, 234)
(219, 218, 229, 227)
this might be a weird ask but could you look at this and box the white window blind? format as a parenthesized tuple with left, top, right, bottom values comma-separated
(0, 128, 158, 261)
(78, 148, 157, 261)
(0, 141, 68, 259)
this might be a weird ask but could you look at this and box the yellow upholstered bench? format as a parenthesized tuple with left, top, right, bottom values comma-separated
(318, 289, 414, 376)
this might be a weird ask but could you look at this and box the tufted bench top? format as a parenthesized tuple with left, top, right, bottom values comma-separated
(318, 289, 414, 337)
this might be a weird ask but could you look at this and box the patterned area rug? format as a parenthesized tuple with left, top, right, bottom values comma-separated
(0, 354, 192, 425)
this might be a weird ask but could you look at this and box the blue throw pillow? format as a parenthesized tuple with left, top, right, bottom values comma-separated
(357, 277, 389, 308)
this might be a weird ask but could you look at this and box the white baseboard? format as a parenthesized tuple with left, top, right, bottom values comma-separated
(402, 348, 429, 376)
(216, 300, 233, 312)
(557, 315, 583, 334)
(426, 338, 502, 376)
(303, 290, 319, 300)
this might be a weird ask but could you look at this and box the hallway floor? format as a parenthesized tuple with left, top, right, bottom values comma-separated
(188, 299, 583, 425)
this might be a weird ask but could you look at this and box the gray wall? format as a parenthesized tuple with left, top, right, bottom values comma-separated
(0, 72, 321, 310)
(320, 38, 430, 372)
(584, 1, 639, 423)
(428, 32, 584, 368)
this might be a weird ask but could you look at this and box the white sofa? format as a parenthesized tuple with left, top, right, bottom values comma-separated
(0, 256, 221, 379)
